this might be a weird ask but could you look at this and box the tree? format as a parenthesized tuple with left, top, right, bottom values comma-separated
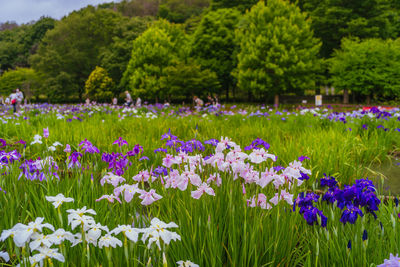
(161, 60, 220, 100)
(295, 0, 399, 58)
(84, 66, 115, 102)
(158, 0, 210, 23)
(191, 8, 241, 100)
(30, 7, 123, 101)
(235, 0, 321, 106)
(0, 68, 43, 99)
(120, 22, 185, 101)
(210, 0, 258, 12)
(329, 38, 400, 103)
(0, 17, 55, 72)
(99, 16, 152, 90)
(115, 0, 159, 17)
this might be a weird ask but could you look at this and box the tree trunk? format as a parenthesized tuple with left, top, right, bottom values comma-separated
(343, 89, 349, 104)
(226, 87, 229, 102)
(366, 95, 371, 105)
(274, 94, 279, 108)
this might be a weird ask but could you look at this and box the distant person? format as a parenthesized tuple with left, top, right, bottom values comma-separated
(0, 96, 4, 106)
(135, 97, 142, 108)
(5, 97, 10, 105)
(16, 88, 23, 108)
(193, 96, 204, 107)
(213, 94, 219, 105)
(125, 91, 133, 106)
(206, 95, 213, 106)
(163, 100, 170, 108)
(9, 90, 17, 113)
(85, 98, 91, 106)
(112, 97, 118, 106)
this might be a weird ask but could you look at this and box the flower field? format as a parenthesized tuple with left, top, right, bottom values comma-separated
(0, 103, 400, 266)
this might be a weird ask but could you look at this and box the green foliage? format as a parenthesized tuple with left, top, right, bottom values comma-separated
(99, 16, 152, 90)
(30, 7, 124, 101)
(329, 38, 400, 100)
(297, 0, 399, 58)
(120, 21, 187, 100)
(191, 8, 241, 95)
(235, 0, 321, 99)
(210, 0, 258, 12)
(0, 67, 43, 98)
(115, 0, 159, 17)
(158, 0, 210, 23)
(161, 60, 220, 99)
(84, 66, 115, 102)
(0, 17, 55, 72)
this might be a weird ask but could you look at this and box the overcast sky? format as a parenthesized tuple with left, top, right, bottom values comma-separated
(0, 0, 119, 24)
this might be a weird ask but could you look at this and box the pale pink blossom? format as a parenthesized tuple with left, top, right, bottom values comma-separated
(100, 172, 126, 187)
(132, 170, 150, 183)
(206, 173, 222, 187)
(96, 194, 122, 204)
(162, 154, 177, 168)
(138, 189, 162, 206)
(191, 182, 215, 199)
(248, 148, 276, 164)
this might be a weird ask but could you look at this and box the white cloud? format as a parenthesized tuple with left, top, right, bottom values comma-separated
(0, 0, 120, 24)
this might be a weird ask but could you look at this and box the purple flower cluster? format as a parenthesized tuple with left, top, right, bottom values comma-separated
(152, 166, 168, 177)
(0, 150, 21, 165)
(159, 131, 206, 154)
(67, 151, 82, 169)
(19, 157, 59, 181)
(322, 177, 380, 224)
(101, 152, 132, 176)
(113, 137, 128, 147)
(296, 177, 380, 227)
(294, 192, 327, 227)
(244, 138, 270, 151)
(79, 139, 100, 154)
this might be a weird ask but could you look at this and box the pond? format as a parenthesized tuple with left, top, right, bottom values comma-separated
(369, 159, 400, 196)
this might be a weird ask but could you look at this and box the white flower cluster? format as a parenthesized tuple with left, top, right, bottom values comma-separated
(0, 193, 182, 265)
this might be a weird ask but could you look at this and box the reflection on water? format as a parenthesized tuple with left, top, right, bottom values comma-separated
(368, 160, 400, 196)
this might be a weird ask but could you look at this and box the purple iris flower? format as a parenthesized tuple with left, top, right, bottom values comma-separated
(126, 144, 143, 156)
(79, 139, 100, 154)
(340, 205, 364, 224)
(320, 174, 338, 188)
(298, 155, 310, 162)
(273, 166, 285, 172)
(152, 166, 168, 177)
(244, 138, 270, 151)
(0, 150, 22, 165)
(43, 128, 49, 138)
(68, 151, 83, 169)
(113, 137, 128, 147)
(204, 139, 219, 147)
(300, 206, 327, 227)
(154, 148, 167, 154)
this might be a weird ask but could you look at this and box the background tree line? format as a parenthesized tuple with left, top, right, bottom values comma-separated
(0, 0, 399, 104)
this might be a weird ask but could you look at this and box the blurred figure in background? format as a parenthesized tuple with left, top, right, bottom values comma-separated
(10, 90, 17, 113)
(125, 91, 133, 107)
(112, 97, 118, 106)
(193, 96, 204, 107)
(16, 88, 23, 109)
(135, 97, 142, 108)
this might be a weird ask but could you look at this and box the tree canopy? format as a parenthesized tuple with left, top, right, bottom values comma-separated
(235, 0, 321, 104)
(330, 38, 400, 102)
